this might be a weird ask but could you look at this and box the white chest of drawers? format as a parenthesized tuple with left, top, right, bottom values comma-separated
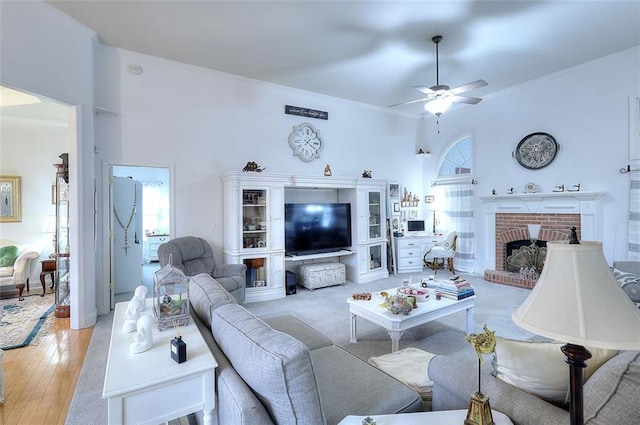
(394, 235, 443, 273)
(145, 234, 170, 263)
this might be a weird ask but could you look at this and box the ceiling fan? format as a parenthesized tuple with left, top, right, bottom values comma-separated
(390, 35, 488, 115)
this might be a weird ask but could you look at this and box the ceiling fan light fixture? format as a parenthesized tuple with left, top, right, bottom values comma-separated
(425, 97, 452, 116)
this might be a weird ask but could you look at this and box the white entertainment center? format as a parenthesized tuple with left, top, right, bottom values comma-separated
(222, 172, 389, 303)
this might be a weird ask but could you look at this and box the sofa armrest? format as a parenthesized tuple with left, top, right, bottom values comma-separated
(429, 355, 568, 425)
(213, 263, 247, 279)
(12, 249, 40, 283)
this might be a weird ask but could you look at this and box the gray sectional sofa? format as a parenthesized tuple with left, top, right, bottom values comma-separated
(188, 273, 423, 425)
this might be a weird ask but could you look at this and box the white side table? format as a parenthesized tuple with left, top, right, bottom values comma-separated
(339, 409, 513, 425)
(102, 300, 218, 425)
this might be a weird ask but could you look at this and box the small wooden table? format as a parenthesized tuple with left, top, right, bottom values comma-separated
(348, 286, 475, 353)
(102, 300, 218, 425)
(38, 259, 56, 296)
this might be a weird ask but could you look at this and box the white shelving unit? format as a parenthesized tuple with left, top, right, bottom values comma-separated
(222, 172, 389, 302)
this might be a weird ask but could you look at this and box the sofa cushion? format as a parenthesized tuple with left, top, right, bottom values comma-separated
(611, 267, 640, 306)
(189, 273, 237, 328)
(311, 345, 423, 424)
(584, 351, 640, 424)
(211, 304, 326, 425)
(262, 314, 333, 351)
(492, 336, 618, 405)
(0, 245, 19, 267)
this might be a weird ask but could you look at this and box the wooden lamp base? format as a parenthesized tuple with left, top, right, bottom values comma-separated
(465, 392, 495, 425)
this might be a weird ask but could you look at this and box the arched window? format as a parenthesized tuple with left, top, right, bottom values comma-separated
(438, 136, 471, 178)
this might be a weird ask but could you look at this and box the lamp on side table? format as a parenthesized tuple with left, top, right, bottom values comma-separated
(512, 228, 640, 425)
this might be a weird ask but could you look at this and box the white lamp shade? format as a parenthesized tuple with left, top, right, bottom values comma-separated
(513, 241, 640, 350)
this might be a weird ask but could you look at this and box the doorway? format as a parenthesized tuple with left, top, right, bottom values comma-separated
(107, 164, 173, 308)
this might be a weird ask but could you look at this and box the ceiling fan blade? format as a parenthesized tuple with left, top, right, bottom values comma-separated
(413, 85, 436, 95)
(451, 95, 483, 105)
(449, 79, 488, 95)
(388, 97, 429, 108)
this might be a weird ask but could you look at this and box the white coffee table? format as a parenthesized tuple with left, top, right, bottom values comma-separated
(339, 409, 513, 424)
(347, 288, 475, 352)
(102, 299, 218, 425)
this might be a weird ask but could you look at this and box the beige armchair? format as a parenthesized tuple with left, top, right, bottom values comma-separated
(0, 241, 41, 300)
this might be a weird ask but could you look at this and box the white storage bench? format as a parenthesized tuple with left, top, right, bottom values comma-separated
(297, 262, 346, 290)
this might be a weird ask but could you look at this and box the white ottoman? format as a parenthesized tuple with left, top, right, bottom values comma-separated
(297, 262, 346, 290)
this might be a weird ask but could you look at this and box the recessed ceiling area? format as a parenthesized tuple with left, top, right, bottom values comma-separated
(45, 1, 640, 114)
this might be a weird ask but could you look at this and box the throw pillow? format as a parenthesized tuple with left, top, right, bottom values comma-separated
(491, 336, 618, 405)
(0, 245, 19, 267)
(611, 268, 640, 307)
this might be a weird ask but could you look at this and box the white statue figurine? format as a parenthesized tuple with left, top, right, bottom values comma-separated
(133, 285, 148, 311)
(130, 314, 155, 354)
(123, 285, 148, 333)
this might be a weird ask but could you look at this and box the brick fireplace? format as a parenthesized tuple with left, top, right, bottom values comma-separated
(484, 213, 581, 288)
(480, 192, 602, 289)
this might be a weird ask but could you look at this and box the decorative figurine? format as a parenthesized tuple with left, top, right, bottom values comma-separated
(491, 189, 497, 195)
(568, 183, 581, 192)
(242, 161, 264, 172)
(553, 184, 565, 192)
(507, 187, 514, 194)
(362, 170, 372, 178)
(464, 324, 497, 425)
(130, 314, 155, 354)
(324, 164, 332, 176)
(122, 286, 148, 332)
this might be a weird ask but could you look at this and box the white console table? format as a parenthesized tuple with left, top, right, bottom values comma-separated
(102, 300, 218, 425)
(394, 234, 443, 274)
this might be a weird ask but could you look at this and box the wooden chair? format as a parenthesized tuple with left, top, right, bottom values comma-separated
(424, 232, 457, 274)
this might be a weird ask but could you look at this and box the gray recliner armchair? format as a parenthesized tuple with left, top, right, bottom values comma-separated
(158, 236, 246, 304)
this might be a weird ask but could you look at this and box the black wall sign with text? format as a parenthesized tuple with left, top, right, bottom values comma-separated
(285, 105, 328, 120)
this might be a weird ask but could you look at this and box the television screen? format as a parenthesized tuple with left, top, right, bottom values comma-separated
(285, 203, 352, 255)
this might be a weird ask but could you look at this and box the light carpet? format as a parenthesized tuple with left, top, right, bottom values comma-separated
(0, 293, 55, 350)
(66, 272, 534, 424)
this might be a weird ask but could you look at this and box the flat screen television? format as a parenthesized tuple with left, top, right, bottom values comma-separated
(285, 203, 352, 255)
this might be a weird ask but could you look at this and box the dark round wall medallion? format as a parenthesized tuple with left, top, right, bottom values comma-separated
(514, 132, 558, 170)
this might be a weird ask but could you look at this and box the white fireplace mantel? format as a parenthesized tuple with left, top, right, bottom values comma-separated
(479, 191, 604, 271)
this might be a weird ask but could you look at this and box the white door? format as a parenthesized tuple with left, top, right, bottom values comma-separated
(111, 176, 143, 294)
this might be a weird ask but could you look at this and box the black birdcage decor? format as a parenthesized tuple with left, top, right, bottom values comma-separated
(153, 257, 190, 331)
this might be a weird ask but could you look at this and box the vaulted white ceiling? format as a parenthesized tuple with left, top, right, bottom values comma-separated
(33, 1, 640, 116)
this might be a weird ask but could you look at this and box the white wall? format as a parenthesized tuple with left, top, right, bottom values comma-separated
(0, 120, 70, 266)
(423, 46, 640, 270)
(93, 47, 424, 267)
(0, 1, 97, 328)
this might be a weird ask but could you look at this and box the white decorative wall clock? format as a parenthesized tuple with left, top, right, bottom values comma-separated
(288, 123, 323, 162)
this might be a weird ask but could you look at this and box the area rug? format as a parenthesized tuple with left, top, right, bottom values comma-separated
(0, 293, 55, 350)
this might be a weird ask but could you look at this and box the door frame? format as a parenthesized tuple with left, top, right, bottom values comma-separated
(101, 160, 175, 310)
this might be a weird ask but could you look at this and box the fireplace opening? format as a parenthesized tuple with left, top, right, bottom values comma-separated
(505, 239, 547, 276)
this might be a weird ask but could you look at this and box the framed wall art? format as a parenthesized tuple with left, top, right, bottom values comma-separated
(0, 175, 22, 222)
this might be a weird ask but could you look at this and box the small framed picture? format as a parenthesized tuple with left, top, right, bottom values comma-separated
(391, 217, 399, 231)
(388, 182, 400, 200)
(393, 202, 400, 213)
(254, 280, 266, 287)
(425, 195, 435, 204)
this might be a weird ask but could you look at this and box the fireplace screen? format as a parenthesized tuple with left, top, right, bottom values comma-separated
(505, 239, 547, 278)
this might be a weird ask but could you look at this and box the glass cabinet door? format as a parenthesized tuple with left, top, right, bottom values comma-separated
(368, 244, 382, 271)
(368, 191, 381, 239)
(54, 162, 70, 318)
(242, 189, 267, 249)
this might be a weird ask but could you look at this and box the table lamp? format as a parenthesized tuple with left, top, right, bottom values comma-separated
(512, 228, 640, 425)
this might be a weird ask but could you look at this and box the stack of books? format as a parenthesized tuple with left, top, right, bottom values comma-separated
(435, 275, 475, 300)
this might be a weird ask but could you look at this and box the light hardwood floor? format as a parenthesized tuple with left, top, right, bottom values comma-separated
(1, 314, 93, 425)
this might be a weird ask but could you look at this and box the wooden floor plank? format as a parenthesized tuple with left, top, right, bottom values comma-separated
(0, 313, 94, 424)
